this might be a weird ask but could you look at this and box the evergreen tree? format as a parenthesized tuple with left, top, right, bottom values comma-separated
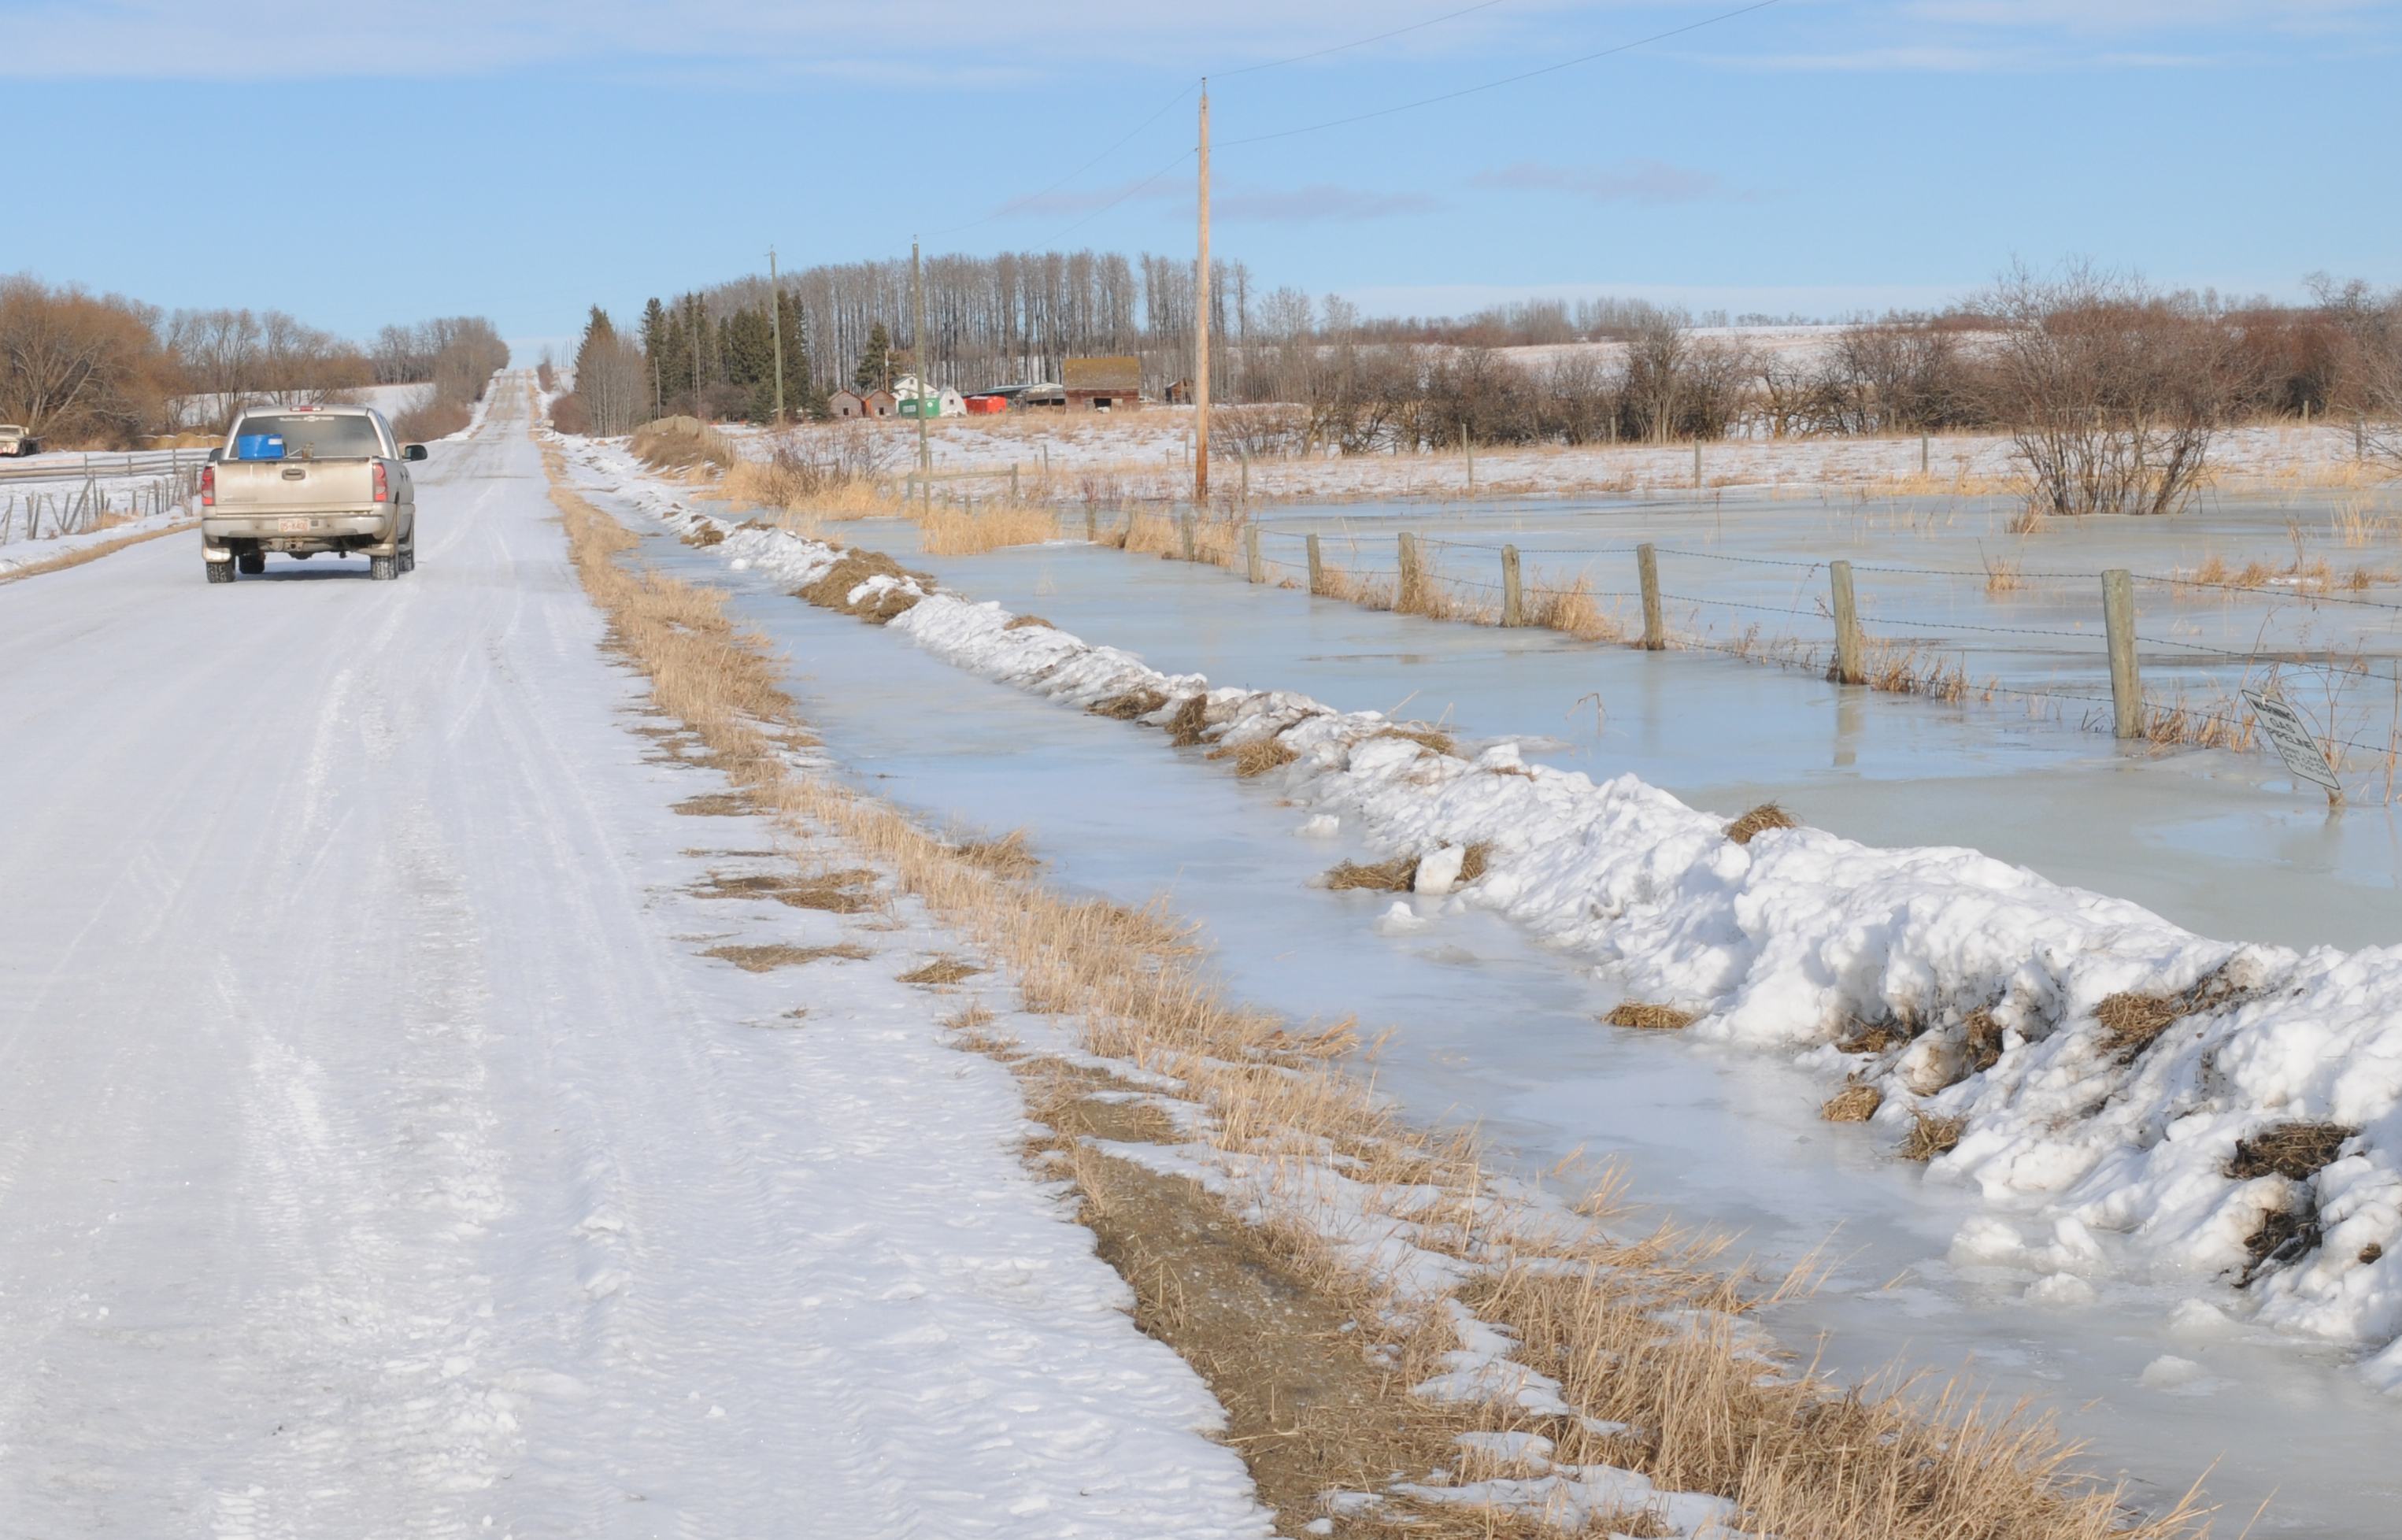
(773, 289, 818, 418)
(853, 321, 892, 393)
(638, 298, 671, 416)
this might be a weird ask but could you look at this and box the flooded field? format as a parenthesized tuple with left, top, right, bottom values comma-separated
(610, 479, 2402, 1536)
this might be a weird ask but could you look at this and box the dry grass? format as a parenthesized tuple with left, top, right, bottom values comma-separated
(681, 522, 726, 548)
(1983, 555, 2024, 594)
(545, 414, 2218, 1540)
(1723, 801, 1797, 845)
(1375, 725, 1456, 757)
(1323, 854, 1420, 892)
(693, 868, 878, 913)
(2095, 965, 2248, 1060)
(632, 415, 738, 472)
(1605, 1002, 1702, 1031)
(0, 519, 196, 586)
(1899, 1111, 1966, 1162)
(1002, 613, 1054, 631)
(794, 546, 933, 623)
(1166, 694, 1211, 748)
(1525, 572, 1625, 642)
(1208, 735, 1299, 777)
(1088, 687, 1168, 720)
(2226, 1121, 2354, 1182)
(951, 829, 1042, 879)
(1456, 842, 1491, 884)
(1822, 1085, 1884, 1123)
(703, 941, 873, 972)
(918, 501, 1059, 556)
(898, 956, 986, 985)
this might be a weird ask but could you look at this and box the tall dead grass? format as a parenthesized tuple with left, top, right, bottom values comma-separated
(917, 501, 1060, 556)
(544, 414, 2216, 1540)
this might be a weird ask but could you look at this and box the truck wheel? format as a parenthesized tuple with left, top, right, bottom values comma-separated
(205, 558, 235, 584)
(369, 552, 398, 582)
(237, 551, 265, 575)
(399, 540, 416, 574)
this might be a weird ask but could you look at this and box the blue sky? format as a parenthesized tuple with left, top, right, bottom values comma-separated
(5, 0, 2396, 355)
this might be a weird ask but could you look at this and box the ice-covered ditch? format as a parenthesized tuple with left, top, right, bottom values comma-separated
(569, 437, 2402, 1383)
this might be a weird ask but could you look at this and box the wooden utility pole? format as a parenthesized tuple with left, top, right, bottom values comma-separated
(913, 238, 932, 480)
(768, 246, 786, 427)
(1194, 80, 1211, 504)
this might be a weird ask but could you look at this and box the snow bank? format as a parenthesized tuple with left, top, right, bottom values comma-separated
(567, 435, 2402, 1383)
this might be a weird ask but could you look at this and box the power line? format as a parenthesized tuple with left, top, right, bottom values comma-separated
(1220, 0, 1783, 148)
(923, 81, 1201, 242)
(1038, 145, 1198, 248)
(1217, 0, 1516, 76)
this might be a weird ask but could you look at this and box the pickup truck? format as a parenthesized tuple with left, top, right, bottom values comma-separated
(0, 424, 39, 457)
(200, 404, 425, 583)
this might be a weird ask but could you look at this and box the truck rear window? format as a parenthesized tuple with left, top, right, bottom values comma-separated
(230, 415, 385, 459)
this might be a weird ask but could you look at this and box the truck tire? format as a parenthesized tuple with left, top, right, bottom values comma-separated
(369, 552, 398, 582)
(399, 539, 416, 574)
(237, 551, 265, 575)
(205, 558, 235, 584)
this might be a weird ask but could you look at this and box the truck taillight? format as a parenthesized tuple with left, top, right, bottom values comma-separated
(200, 465, 213, 505)
(372, 461, 389, 502)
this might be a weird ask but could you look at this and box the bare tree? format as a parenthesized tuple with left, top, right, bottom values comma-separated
(1976, 261, 2245, 516)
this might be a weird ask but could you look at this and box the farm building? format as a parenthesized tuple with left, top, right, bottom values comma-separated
(827, 389, 866, 420)
(1018, 382, 1067, 410)
(964, 394, 1009, 415)
(1062, 356, 1143, 410)
(894, 376, 968, 418)
(862, 389, 898, 419)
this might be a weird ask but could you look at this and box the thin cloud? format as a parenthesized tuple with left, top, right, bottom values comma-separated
(1216, 186, 1439, 224)
(1471, 160, 1746, 207)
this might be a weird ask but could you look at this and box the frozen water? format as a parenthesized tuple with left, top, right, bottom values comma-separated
(598, 504, 2402, 1536)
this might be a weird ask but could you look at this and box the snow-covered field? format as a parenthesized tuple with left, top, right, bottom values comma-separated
(0, 386, 1268, 1536)
(573, 434, 2402, 1395)
(715, 409, 2386, 505)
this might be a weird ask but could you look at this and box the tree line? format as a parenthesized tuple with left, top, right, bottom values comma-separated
(552, 247, 2401, 516)
(0, 272, 507, 448)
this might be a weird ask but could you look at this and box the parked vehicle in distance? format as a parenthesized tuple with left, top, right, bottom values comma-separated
(199, 405, 425, 583)
(0, 424, 40, 457)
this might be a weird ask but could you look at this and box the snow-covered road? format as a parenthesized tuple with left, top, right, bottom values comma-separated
(0, 387, 1264, 1538)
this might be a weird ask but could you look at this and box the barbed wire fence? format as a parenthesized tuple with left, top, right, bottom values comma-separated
(1083, 505, 2402, 801)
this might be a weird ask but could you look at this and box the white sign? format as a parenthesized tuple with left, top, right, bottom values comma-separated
(2242, 688, 2341, 795)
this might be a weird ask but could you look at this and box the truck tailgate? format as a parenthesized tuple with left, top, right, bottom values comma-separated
(214, 459, 378, 510)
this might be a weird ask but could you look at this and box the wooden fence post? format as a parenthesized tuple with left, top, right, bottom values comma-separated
(1245, 524, 1262, 583)
(1084, 505, 1097, 541)
(1830, 560, 1863, 685)
(1010, 463, 1020, 500)
(1179, 511, 1196, 561)
(2103, 568, 2141, 739)
(1692, 439, 1702, 489)
(1637, 542, 1664, 650)
(1920, 433, 1930, 476)
(1398, 531, 1423, 609)
(1500, 544, 1523, 627)
(1464, 425, 1475, 494)
(1306, 533, 1324, 595)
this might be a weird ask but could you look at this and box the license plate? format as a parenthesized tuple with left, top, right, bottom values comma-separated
(279, 517, 309, 532)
